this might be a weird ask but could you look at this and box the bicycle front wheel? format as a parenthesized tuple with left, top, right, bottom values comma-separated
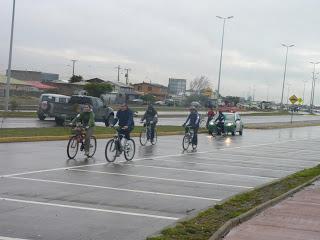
(151, 129, 157, 145)
(105, 139, 117, 162)
(124, 139, 136, 161)
(139, 128, 147, 146)
(182, 135, 190, 150)
(87, 136, 97, 157)
(67, 136, 79, 159)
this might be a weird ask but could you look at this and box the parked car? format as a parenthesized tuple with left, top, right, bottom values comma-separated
(208, 112, 244, 136)
(154, 101, 166, 106)
(190, 101, 201, 108)
(131, 99, 144, 105)
(37, 94, 70, 120)
(51, 95, 114, 126)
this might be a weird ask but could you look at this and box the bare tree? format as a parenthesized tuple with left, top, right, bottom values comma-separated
(189, 75, 210, 94)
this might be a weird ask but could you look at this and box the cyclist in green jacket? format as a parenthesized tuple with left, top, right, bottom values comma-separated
(71, 103, 95, 156)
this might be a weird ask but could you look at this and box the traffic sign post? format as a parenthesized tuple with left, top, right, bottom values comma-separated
(289, 95, 299, 124)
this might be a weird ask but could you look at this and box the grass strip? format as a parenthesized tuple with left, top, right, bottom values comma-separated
(0, 126, 207, 143)
(245, 121, 320, 129)
(0, 111, 37, 118)
(0, 126, 187, 138)
(147, 164, 320, 240)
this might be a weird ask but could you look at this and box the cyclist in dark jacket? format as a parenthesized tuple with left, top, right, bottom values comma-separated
(141, 104, 158, 142)
(183, 106, 200, 146)
(214, 110, 225, 134)
(113, 103, 134, 140)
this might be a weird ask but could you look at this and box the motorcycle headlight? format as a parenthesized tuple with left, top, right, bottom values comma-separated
(226, 123, 233, 126)
(209, 121, 214, 125)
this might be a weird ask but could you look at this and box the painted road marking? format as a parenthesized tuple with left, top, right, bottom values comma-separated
(0, 197, 179, 220)
(0, 237, 32, 240)
(205, 152, 318, 165)
(195, 156, 307, 169)
(140, 158, 294, 173)
(7, 176, 220, 201)
(69, 169, 253, 189)
(123, 164, 277, 180)
(1, 136, 318, 178)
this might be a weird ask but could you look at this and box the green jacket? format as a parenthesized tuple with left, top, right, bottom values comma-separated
(72, 111, 95, 128)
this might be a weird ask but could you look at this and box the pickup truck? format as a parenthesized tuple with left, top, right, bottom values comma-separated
(51, 95, 114, 126)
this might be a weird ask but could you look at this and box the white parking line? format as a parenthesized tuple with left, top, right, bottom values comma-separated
(7, 176, 220, 201)
(195, 156, 307, 169)
(2, 136, 318, 178)
(140, 158, 293, 173)
(69, 169, 253, 189)
(0, 237, 32, 240)
(124, 164, 277, 180)
(203, 152, 318, 165)
(0, 197, 179, 220)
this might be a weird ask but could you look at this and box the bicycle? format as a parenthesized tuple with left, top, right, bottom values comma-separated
(105, 127, 136, 162)
(67, 123, 97, 159)
(139, 121, 157, 146)
(182, 125, 197, 150)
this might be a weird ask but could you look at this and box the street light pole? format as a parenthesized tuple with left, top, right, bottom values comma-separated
(4, 0, 16, 112)
(280, 44, 294, 108)
(216, 15, 233, 99)
(71, 59, 77, 76)
(309, 62, 320, 113)
(302, 79, 308, 102)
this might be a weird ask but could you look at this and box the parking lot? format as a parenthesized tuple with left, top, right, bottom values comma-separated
(0, 127, 320, 240)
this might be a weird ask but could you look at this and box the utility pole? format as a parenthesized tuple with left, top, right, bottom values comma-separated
(115, 65, 121, 82)
(4, 0, 16, 112)
(310, 62, 320, 113)
(124, 68, 131, 85)
(302, 79, 308, 102)
(71, 59, 77, 76)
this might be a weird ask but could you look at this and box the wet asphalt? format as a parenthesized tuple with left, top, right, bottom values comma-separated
(1, 114, 320, 128)
(0, 127, 320, 239)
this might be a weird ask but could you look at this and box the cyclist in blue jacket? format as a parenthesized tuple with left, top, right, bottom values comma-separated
(183, 106, 200, 146)
(112, 103, 134, 140)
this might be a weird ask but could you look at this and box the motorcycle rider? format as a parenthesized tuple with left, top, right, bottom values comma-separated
(141, 104, 158, 143)
(183, 106, 200, 147)
(214, 110, 225, 135)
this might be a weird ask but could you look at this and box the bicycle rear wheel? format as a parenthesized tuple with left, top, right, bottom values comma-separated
(182, 135, 190, 150)
(87, 136, 97, 157)
(67, 136, 79, 159)
(151, 129, 157, 145)
(105, 139, 117, 162)
(139, 128, 147, 146)
(124, 139, 136, 161)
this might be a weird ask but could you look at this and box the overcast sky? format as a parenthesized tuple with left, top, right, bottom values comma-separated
(1, 0, 320, 104)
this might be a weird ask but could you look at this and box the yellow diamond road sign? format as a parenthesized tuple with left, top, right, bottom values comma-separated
(289, 95, 298, 104)
(297, 97, 303, 105)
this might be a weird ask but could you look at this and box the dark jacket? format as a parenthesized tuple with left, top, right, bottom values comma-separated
(141, 108, 158, 123)
(215, 112, 225, 123)
(184, 112, 200, 128)
(114, 109, 134, 128)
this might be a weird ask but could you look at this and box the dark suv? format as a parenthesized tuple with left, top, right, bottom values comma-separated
(51, 95, 114, 126)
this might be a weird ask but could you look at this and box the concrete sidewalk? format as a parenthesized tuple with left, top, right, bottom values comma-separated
(224, 179, 320, 240)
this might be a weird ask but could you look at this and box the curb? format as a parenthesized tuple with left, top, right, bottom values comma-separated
(209, 175, 320, 240)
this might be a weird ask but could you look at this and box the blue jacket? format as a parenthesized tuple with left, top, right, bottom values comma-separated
(114, 109, 134, 128)
(184, 112, 200, 128)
